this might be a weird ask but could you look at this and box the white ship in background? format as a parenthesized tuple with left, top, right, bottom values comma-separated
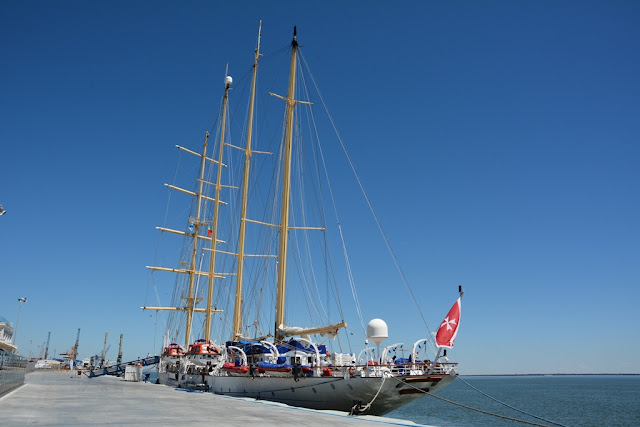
(143, 24, 462, 415)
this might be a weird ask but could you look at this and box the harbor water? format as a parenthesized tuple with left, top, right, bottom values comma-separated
(143, 370, 639, 426)
(386, 375, 640, 426)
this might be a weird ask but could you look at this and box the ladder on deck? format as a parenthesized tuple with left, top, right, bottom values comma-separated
(87, 355, 159, 378)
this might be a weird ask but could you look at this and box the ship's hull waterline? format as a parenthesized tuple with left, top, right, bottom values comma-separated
(157, 370, 457, 415)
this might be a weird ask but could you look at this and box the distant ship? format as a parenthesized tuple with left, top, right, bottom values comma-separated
(34, 359, 62, 369)
(143, 24, 462, 416)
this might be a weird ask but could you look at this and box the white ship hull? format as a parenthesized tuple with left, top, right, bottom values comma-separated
(157, 368, 456, 415)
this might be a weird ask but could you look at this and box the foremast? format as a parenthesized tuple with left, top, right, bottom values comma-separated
(144, 132, 223, 347)
(144, 91, 230, 347)
(204, 74, 233, 341)
(181, 132, 211, 347)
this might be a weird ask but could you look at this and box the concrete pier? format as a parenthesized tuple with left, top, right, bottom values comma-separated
(0, 371, 428, 426)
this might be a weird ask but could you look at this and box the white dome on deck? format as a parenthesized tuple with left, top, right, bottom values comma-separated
(366, 318, 388, 344)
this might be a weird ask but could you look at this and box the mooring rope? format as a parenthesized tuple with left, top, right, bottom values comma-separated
(455, 376, 568, 427)
(389, 376, 567, 427)
(350, 372, 389, 415)
(362, 373, 388, 410)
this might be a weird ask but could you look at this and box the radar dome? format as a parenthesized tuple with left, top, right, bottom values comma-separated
(366, 318, 388, 344)
(225, 76, 233, 86)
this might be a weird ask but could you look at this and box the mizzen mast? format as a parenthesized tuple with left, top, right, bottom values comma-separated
(269, 28, 346, 342)
(273, 27, 299, 342)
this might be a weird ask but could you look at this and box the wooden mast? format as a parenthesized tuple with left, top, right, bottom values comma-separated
(204, 74, 232, 341)
(269, 28, 347, 341)
(183, 131, 210, 348)
(231, 22, 262, 341)
(147, 26, 345, 348)
(274, 27, 299, 342)
(143, 137, 224, 347)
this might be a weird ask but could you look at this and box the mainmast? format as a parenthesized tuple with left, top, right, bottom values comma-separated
(232, 22, 262, 340)
(274, 28, 299, 342)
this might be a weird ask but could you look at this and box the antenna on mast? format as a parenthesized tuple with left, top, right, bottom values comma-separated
(257, 20, 262, 50)
(224, 64, 232, 88)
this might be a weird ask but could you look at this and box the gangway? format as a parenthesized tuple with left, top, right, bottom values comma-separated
(87, 355, 159, 378)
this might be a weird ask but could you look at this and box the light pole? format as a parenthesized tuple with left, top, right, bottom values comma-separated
(13, 297, 27, 345)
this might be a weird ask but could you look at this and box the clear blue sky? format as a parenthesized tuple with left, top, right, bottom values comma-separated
(1, 1, 638, 374)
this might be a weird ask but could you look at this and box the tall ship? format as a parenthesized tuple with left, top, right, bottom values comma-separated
(143, 24, 462, 416)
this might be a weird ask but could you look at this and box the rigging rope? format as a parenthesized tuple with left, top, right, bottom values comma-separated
(146, 146, 187, 340)
(389, 376, 567, 427)
(455, 376, 568, 427)
(295, 59, 353, 328)
(299, 50, 432, 339)
(352, 373, 388, 415)
(297, 52, 367, 336)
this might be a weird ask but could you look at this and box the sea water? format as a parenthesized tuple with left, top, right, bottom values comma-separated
(143, 371, 638, 426)
(386, 375, 640, 427)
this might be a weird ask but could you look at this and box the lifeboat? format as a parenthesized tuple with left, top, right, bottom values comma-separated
(162, 343, 185, 358)
(186, 340, 221, 366)
(222, 362, 249, 376)
(257, 361, 292, 373)
(187, 340, 220, 356)
(257, 361, 292, 376)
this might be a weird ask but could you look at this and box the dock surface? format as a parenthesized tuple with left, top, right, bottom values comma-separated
(0, 371, 427, 426)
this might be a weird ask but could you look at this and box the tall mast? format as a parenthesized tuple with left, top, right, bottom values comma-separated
(205, 74, 232, 340)
(183, 132, 210, 347)
(268, 28, 347, 341)
(274, 27, 299, 341)
(232, 21, 262, 340)
(143, 95, 225, 346)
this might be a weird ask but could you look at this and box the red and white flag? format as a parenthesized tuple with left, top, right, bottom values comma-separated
(435, 297, 461, 348)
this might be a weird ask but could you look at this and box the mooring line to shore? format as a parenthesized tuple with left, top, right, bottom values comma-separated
(455, 377, 568, 427)
(390, 376, 566, 427)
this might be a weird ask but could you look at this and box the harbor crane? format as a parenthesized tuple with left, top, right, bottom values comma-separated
(117, 334, 123, 365)
(100, 332, 108, 368)
(71, 328, 80, 364)
(44, 331, 51, 359)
